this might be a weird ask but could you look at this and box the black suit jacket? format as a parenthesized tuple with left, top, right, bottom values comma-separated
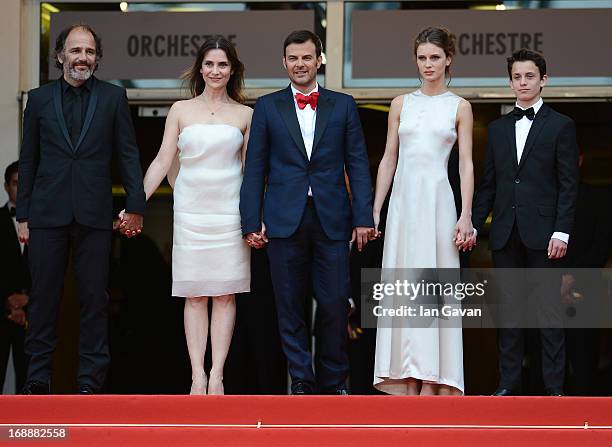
(16, 76, 145, 230)
(0, 205, 30, 312)
(472, 103, 579, 251)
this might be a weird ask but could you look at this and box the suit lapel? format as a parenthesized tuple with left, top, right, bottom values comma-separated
(312, 88, 335, 156)
(74, 76, 98, 152)
(517, 104, 550, 171)
(504, 113, 518, 170)
(52, 80, 74, 151)
(275, 86, 308, 161)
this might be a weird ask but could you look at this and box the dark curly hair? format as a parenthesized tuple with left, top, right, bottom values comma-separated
(53, 24, 103, 71)
(507, 48, 547, 79)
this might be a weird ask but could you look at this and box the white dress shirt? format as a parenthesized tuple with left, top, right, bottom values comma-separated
(7, 200, 24, 254)
(291, 83, 318, 196)
(515, 97, 543, 163)
(514, 99, 569, 244)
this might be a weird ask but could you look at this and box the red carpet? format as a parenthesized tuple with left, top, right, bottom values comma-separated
(1, 395, 612, 446)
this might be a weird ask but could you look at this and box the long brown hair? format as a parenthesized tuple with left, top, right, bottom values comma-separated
(182, 37, 245, 103)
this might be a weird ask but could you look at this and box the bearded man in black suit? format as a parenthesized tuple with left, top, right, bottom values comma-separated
(17, 24, 146, 394)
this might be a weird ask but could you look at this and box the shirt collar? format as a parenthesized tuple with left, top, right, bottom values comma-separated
(61, 75, 93, 93)
(291, 83, 319, 98)
(515, 97, 543, 115)
(6, 200, 15, 210)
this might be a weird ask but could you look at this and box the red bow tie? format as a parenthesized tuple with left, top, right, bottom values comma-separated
(295, 92, 319, 110)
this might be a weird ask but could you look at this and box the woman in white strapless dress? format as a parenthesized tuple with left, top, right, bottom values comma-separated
(372, 27, 475, 396)
(134, 38, 252, 395)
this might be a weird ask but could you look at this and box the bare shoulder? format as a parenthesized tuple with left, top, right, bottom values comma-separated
(389, 94, 405, 115)
(456, 97, 473, 121)
(390, 94, 405, 109)
(169, 98, 196, 115)
(199, 101, 248, 134)
(233, 102, 253, 118)
(229, 102, 253, 128)
(457, 97, 472, 111)
(174, 97, 200, 108)
(168, 98, 199, 128)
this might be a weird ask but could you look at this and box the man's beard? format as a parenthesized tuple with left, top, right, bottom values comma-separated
(65, 60, 95, 82)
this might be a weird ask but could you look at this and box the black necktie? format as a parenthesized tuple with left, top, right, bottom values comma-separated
(512, 106, 535, 121)
(9, 206, 16, 217)
(71, 87, 83, 146)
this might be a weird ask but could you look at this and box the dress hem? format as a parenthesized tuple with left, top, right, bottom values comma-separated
(374, 371, 464, 395)
(172, 282, 251, 298)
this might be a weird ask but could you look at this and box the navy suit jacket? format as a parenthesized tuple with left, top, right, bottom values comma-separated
(16, 76, 145, 230)
(240, 86, 373, 241)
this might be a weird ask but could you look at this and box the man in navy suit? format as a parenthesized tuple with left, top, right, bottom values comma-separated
(16, 24, 145, 394)
(240, 30, 374, 395)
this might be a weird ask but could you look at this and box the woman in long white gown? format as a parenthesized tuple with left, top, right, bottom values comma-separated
(372, 27, 475, 396)
(127, 38, 252, 395)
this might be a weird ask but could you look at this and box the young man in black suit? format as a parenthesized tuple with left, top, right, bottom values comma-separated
(471, 49, 579, 396)
(16, 25, 146, 394)
(0, 161, 30, 392)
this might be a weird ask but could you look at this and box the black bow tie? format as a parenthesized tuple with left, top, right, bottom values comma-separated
(512, 106, 535, 121)
(9, 206, 16, 217)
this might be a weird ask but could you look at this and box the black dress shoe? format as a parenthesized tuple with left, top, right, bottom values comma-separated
(321, 387, 350, 395)
(291, 381, 314, 395)
(21, 381, 50, 395)
(78, 384, 97, 395)
(545, 388, 564, 397)
(492, 388, 520, 396)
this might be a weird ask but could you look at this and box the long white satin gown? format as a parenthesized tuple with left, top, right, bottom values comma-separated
(172, 123, 250, 297)
(374, 90, 464, 394)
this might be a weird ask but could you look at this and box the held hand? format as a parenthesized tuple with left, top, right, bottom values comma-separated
(351, 227, 372, 252)
(119, 212, 143, 238)
(260, 222, 269, 243)
(548, 238, 567, 260)
(245, 224, 268, 249)
(7, 293, 28, 310)
(113, 209, 125, 234)
(455, 230, 477, 252)
(245, 232, 265, 249)
(463, 232, 477, 252)
(347, 322, 363, 341)
(371, 211, 382, 240)
(17, 221, 29, 244)
(454, 216, 475, 252)
(8, 308, 27, 326)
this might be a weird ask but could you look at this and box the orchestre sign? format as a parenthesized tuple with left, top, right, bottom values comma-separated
(352, 9, 612, 82)
(49, 11, 314, 80)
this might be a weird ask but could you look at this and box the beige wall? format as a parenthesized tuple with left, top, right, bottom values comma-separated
(0, 0, 21, 202)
